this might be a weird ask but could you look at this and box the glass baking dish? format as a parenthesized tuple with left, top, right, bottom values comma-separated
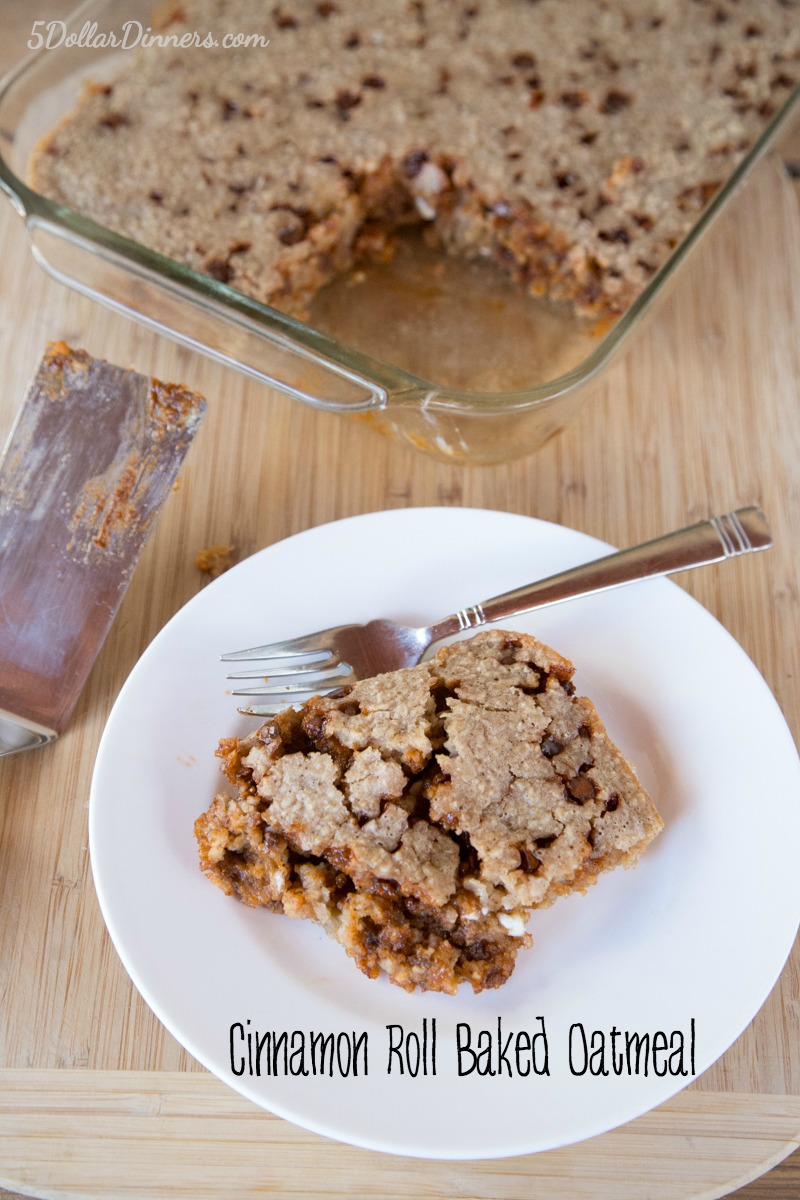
(1, 0, 797, 464)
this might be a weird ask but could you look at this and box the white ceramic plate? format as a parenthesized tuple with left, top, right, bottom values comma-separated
(90, 508, 800, 1160)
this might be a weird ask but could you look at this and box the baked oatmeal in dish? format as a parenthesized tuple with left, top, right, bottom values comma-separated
(195, 630, 663, 993)
(30, 0, 799, 323)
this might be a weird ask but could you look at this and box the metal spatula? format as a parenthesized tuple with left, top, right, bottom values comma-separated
(0, 342, 205, 756)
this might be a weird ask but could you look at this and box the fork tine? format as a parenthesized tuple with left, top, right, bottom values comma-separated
(225, 656, 343, 680)
(221, 627, 344, 663)
(231, 674, 353, 697)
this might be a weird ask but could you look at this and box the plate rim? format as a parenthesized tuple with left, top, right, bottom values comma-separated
(89, 506, 800, 1160)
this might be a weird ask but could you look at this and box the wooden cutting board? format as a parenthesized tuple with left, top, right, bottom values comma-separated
(0, 120, 799, 1200)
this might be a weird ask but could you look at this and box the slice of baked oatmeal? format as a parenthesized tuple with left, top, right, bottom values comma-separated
(195, 629, 662, 993)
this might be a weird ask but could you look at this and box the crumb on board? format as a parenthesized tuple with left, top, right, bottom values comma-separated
(195, 544, 236, 579)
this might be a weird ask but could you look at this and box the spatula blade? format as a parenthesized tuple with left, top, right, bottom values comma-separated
(0, 342, 205, 755)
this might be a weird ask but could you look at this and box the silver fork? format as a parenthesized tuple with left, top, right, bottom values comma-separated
(223, 507, 772, 715)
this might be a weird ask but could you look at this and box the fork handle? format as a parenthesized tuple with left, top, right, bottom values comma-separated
(426, 507, 772, 641)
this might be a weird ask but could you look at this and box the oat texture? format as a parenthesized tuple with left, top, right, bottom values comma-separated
(195, 630, 663, 994)
(31, 0, 799, 320)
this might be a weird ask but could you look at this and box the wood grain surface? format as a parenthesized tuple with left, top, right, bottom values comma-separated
(1, 5, 799, 1196)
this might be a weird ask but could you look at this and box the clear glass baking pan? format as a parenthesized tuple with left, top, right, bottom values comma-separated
(1, 0, 797, 464)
